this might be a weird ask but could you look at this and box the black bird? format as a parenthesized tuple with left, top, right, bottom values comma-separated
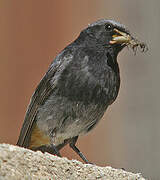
(17, 19, 146, 163)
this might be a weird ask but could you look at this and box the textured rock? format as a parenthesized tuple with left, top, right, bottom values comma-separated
(0, 144, 146, 180)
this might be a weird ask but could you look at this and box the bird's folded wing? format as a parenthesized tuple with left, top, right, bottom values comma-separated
(16, 51, 71, 148)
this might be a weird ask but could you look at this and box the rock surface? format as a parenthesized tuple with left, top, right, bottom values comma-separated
(0, 144, 146, 180)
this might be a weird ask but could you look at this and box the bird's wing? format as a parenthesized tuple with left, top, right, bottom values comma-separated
(17, 50, 72, 147)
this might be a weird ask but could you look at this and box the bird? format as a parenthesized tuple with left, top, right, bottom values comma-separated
(17, 19, 147, 163)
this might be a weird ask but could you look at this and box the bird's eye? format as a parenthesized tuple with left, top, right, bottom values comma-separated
(105, 23, 113, 31)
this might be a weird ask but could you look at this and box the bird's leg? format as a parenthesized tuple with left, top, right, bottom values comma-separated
(50, 144, 62, 157)
(32, 144, 61, 157)
(56, 138, 71, 151)
(69, 136, 91, 164)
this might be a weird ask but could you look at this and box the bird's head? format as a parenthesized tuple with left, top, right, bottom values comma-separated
(77, 19, 147, 54)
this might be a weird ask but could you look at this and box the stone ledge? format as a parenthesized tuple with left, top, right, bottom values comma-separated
(0, 144, 146, 180)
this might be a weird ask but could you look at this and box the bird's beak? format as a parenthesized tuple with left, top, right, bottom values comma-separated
(110, 28, 132, 45)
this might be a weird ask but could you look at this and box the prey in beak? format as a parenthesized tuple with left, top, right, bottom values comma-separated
(110, 28, 148, 54)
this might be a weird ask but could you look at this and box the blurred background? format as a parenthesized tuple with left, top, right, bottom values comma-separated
(0, 0, 159, 179)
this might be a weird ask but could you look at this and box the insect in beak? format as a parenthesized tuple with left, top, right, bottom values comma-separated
(110, 28, 148, 54)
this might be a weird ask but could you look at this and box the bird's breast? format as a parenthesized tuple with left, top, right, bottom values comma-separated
(55, 60, 120, 107)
